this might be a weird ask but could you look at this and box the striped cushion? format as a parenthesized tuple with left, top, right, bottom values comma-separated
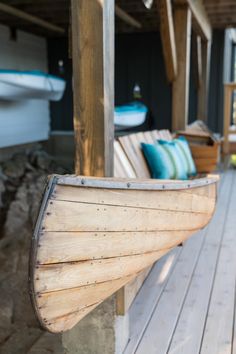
(158, 140, 188, 180)
(141, 142, 175, 179)
(174, 136, 197, 176)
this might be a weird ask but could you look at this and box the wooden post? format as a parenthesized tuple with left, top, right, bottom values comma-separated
(159, 0, 178, 82)
(223, 83, 236, 155)
(172, 5, 192, 131)
(197, 39, 211, 121)
(71, 0, 114, 177)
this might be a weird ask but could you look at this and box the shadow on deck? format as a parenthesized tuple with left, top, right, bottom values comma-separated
(123, 169, 236, 354)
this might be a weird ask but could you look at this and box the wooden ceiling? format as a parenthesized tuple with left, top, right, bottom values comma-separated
(204, 0, 236, 29)
(0, 0, 234, 37)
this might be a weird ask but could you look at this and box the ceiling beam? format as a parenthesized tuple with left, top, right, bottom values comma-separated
(0, 2, 65, 34)
(174, 0, 212, 41)
(115, 5, 142, 29)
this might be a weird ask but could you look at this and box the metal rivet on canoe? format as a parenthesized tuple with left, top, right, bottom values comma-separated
(127, 182, 131, 188)
(46, 212, 50, 216)
(50, 201, 53, 205)
(81, 179, 85, 185)
(162, 185, 165, 189)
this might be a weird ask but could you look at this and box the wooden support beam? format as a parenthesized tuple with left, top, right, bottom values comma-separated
(174, 0, 212, 41)
(172, 5, 192, 131)
(197, 39, 211, 121)
(159, 0, 178, 82)
(223, 83, 236, 155)
(0, 2, 65, 34)
(71, 0, 114, 177)
(115, 5, 142, 29)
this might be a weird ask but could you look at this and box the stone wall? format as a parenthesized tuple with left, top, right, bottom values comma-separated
(0, 146, 66, 354)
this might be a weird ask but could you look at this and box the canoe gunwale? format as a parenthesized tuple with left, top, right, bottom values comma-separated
(56, 174, 219, 191)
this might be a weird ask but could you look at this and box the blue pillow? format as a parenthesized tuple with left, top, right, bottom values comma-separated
(174, 136, 197, 176)
(141, 142, 174, 179)
(158, 140, 188, 180)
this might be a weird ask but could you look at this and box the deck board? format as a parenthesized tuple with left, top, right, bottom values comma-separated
(123, 170, 236, 354)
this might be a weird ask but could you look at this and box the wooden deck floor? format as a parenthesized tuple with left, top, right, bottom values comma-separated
(123, 169, 236, 354)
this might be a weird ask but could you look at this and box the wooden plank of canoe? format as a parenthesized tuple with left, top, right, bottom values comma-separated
(45, 302, 101, 333)
(37, 230, 192, 264)
(114, 141, 136, 178)
(118, 135, 149, 178)
(35, 248, 172, 293)
(37, 273, 137, 325)
(200, 171, 236, 354)
(42, 199, 212, 232)
(116, 266, 152, 315)
(52, 184, 216, 214)
(166, 171, 233, 354)
(135, 171, 228, 354)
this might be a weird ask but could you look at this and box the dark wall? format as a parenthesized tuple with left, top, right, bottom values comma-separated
(207, 30, 225, 134)
(47, 38, 73, 131)
(188, 35, 198, 124)
(115, 32, 172, 130)
(47, 32, 173, 132)
(47, 30, 224, 134)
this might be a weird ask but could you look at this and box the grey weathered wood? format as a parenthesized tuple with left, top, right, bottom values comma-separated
(133, 171, 236, 353)
(123, 248, 181, 354)
(56, 174, 218, 190)
(200, 171, 236, 354)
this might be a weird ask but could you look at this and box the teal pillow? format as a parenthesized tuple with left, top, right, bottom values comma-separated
(141, 142, 174, 179)
(174, 136, 197, 176)
(158, 140, 188, 180)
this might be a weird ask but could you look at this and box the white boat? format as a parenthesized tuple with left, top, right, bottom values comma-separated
(114, 102, 147, 130)
(0, 70, 66, 101)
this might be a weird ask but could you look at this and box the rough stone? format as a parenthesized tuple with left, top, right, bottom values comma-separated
(3, 159, 25, 179)
(0, 147, 67, 354)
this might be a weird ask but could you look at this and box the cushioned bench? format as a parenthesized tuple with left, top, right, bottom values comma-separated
(114, 129, 179, 315)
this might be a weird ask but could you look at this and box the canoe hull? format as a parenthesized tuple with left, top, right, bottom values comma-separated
(29, 175, 218, 333)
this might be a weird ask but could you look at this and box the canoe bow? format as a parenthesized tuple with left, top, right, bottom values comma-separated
(29, 174, 219, 333)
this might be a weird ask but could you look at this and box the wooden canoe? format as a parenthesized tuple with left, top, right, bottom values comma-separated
(29, 174, 219, 333)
